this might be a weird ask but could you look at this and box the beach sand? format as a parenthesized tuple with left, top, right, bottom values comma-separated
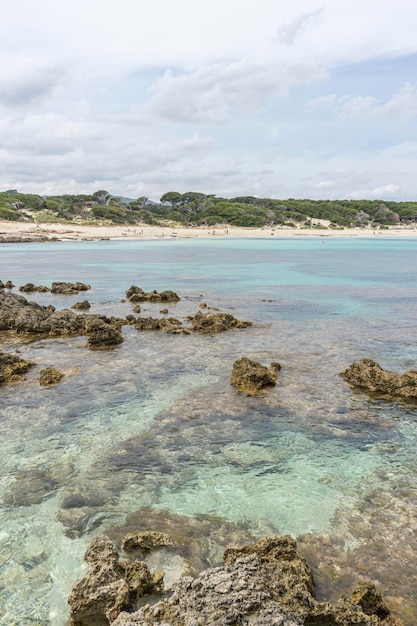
(1, 220, 417, 241)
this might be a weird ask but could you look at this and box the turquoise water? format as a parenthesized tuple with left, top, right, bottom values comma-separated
(1, 236, 417, 624)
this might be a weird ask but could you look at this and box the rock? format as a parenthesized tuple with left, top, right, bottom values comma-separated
(122, 531, 173, 553)
(190, 311, 252, 334)
(0, 279, 4, 288)
(87, 321, 124, 349)
(39, 367, 64, 385)
(51, 281, 91, 294)
(231, 357, 279, 396)
(68, 535, 164, 626)
(109, 535, 403, 626)
(340, 358, 417, 399)
(19, 283, 50, 293)
(0, 352, 35, 384)
(135, 316, 189, 335)
(133, 305, 141, 314)
(5, 280, 15, 289)
(72, 300, 91, 310)
(159, 308, 168, 315)
(126, 286, 180, 304)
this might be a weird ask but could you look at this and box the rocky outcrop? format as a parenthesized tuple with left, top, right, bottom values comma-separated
(340, 358, 417, 399)
(0, 279, 15, 289)
(69, 535, 403, 626)
(231, 357, 280, 396)
(68, 535, 164, 626)
(0, 352, 35, 384)
(190, 311, 252, 334)
(72, 300, 91, 310)
(87, 321, 124, 349)
(134, 316, 189, 335)
(0, 292, 124, 347)
(122, 531, 172, 553)
(19, 283, 50, 292)
(51, 281, 91, 294)
(39, 367, 64, 385)
(126, 286, 180, 304)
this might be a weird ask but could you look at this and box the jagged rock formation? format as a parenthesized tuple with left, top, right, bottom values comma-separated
(340, 358, 417, 399)
(51, 281, 91, 294)
(87, 321, 124, 348)
(69, 535, 403, 626)
(126, 286, 180, 304)
(19, 282, 50, 292)
(134, 316, 189, 335)
(190, 311, 252, 334)
(231, 357, 280, 396)
(68, 535, 164, 626)
(39, 367, 64, 385)
(0, 352, 35, 384)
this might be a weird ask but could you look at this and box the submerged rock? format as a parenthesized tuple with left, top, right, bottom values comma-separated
(122, 531, 173, 553)
(231, 357, 280, 396)
(95, 535, 401, 626)
(126, 286, 180, 304)
(340, 358, 417, 399)
(0, 352, 35, 384)
(190, 311, 252, 334)
(39, 367, 64, 385)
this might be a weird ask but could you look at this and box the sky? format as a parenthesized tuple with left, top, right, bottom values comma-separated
(0, 0, 416, 202)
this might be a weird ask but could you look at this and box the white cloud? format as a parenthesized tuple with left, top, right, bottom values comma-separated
(147, 60, 327, 124)
(347, 184, 400, 200)
(276, 9, 324, 46)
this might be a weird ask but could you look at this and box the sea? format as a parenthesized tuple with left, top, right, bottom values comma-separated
(1, 235, 417, 625)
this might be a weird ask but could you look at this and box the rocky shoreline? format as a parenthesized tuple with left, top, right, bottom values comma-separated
(1, 278, 415, 625)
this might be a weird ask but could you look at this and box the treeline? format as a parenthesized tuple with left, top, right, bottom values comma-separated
(1, 188, 417, 228)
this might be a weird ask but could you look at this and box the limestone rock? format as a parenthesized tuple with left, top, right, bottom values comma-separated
(231, 357, 279, 396)
(19, 283, 50, 292)
(87, 321, 124, 349)
(191, 311, 252, 334)
(340, 358, 417, 399)
(39, 367, 64, 385)
(51, 281, 91, 294)
(72, 300, 91, 310)
(126, 286, 180, 304)
(0, 352, 35, 384)
(135, 316, 189, 335)
(122, 531, 173, 553)
(68, 535, 164, 626)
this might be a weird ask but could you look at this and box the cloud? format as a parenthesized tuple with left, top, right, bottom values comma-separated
(0, 57, 64, 107)
(147, 60, 327, 124)
(276, 9, 324, 46)
(346, 184, 400, 200)
(308, 83, 417, 120)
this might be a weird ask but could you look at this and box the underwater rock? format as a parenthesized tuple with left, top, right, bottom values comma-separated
(51, 281, 91, 294)
(72, 300, 91, 310)
(126, 286, 180, 304)
(68, 535, 164, 626)
(190, 310, 252, 334)
(231, 357, 279, 396)
(19, 282, 50, 292)
(39, 367, 64, 385)
(340, 358, 417, 399)
(122, 531, 173, 553)
(0, 351, 35, 384)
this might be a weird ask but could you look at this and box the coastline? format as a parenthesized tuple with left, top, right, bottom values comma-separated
(1, 220, 417, 242)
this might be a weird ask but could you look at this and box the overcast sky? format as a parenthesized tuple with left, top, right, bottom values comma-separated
(1, 0, 416, 201)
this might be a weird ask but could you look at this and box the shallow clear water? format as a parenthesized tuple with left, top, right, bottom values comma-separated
(1, 236, 417, 625)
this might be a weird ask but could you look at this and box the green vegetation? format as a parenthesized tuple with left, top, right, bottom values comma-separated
(1, 189, 416, 228)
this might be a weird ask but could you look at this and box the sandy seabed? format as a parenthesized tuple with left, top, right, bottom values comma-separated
(1, 220, 417, 241)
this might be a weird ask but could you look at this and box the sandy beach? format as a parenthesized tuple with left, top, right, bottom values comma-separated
(1, 220, 417, 241)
